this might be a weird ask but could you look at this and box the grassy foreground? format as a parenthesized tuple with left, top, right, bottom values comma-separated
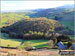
(0, 33, 74, 48)
(0, 39, 48, 48)
(0, 33, 48, 48)
(0, 33, 23, 47)
(0, 39, 22, 47)
(21, 40, 48, 48)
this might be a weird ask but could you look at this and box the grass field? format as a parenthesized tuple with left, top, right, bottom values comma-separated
(0, 39, 22, 47)
(60, 21, 74, 30)
(0, 33, 23, 47)
(21, 40, 48, 48)
(0, 39, 48, 48)
(70, 35, 75, 39)
(0, 33, 48, 48)
(0, 32, 75, 48)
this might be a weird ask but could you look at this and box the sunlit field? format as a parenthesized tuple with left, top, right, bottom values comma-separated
(0, 33, 48, 48)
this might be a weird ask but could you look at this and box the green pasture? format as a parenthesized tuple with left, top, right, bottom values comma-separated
(70, 35, 75, 39)
(0, 32, 74, 48)
(0, 33, 23, 47)
(0, 33, 48, 48)
(21, 40, 48, 48)
(60, 21, 74, 30)
(0, 39, 22, 47)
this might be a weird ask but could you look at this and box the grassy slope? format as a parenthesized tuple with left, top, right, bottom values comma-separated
(0, 39, 48, 48)
(0, 13, 56, 48)
(0, 13, 26, 27)
(0, 33, 23, 47)
(0, 10, 74, 31)
(0, 10, 74, 47)
(59, 11, 74, 30)
(70, 35, 75, 39)
(29, 8, 74, 31)
(21, 40, 48, 48)
(60, 21, 74, 30)
(0, 39, 22, 47)
(0, 33, 48, 48)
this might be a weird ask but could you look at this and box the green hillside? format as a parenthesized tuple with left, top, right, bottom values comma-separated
(28, 8, 74, 31)
(0, 8, 74, 35)
(0, 12, 30, 27)
(0, 33, 48, 48)
(0, 8, 74, 48)
(0, 8, 74, 31)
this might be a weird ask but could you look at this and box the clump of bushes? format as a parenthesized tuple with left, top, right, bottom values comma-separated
(9, 32, 17, 38)
(22, 41, 33, 51)
(48, 33, 74, 49)
(23, 31, 45, 40)
(57, 34, 72, 43)
(48, 40, 54, 48)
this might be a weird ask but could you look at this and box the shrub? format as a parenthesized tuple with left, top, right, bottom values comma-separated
(48, 40, 54, 48)
(50, 33, 57, 46)
(54, 16, 63, 20)
(9, 32, 17, 38)
(23, 41, 33, 51)
(38, 32, 43, 35)
(57, 34, 72, 43)
(23, 33, 31, 40)
(29, 31, 33, 34)
(7, 44, 10, 47)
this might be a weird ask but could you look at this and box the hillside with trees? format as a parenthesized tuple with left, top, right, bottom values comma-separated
(0, 7, 74, 31)
(2, 17, 62, 34)
(27, 8, 74, 31)
(1, 17, 74, 40)
(0, 3, 75, 52)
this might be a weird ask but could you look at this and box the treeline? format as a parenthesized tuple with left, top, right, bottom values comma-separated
(1, 27, 75, 43)
(1, 30, 74, 43)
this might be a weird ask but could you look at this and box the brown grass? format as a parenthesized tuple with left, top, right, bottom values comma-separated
(0, 48, 60, 56)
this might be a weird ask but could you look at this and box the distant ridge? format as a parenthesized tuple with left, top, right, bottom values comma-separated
(57, 4, 74, 9)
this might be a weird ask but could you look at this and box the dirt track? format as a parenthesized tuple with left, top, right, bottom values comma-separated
(0, 48, 60, 56)
(0, 48, 74, 56)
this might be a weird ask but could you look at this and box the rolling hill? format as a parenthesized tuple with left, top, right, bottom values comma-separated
(3, 17, 63, 34)
(27, 5, 74, 31)
(0, 4, 74, 34)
